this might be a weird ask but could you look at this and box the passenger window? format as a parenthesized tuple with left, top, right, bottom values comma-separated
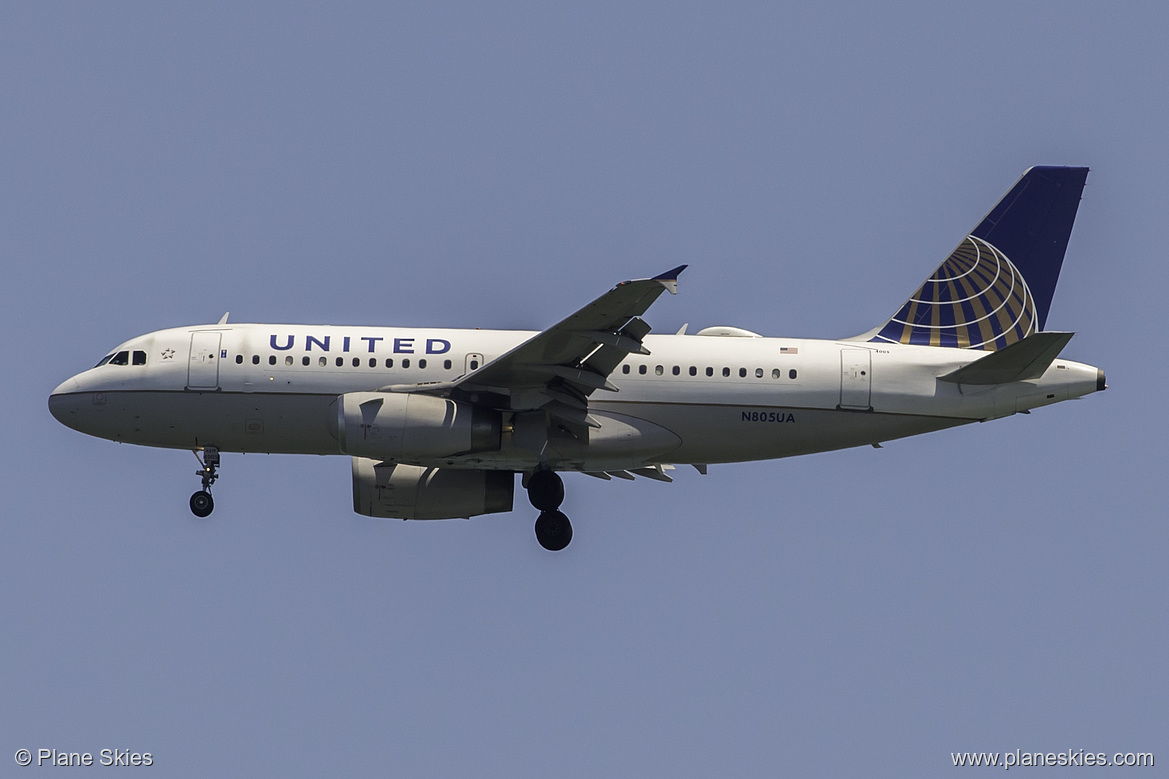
(789, 369, 797, 380)
(638, 365, 647, 375)
(655, 365, 664, 376)
(755, 368, 763, 378)
(470, 360, 479, 370)
(622, 365, 630, 374)
(335, 357, 344, 367)
(705, 367, 713, 377)
(402, 358, 411, 368)
(419, 359, 427, 369)
(110, 351, 130, 366)
(370, 358, 378, 368)
(252, 355, 260, 365)
(318, 357, 327, 367)
(269, 355, 277, 366)
(285, 356, 293, 366)
(772, 368, 781, 379)
(739, 368, 747, 378)
(722, 367, 730, 377)
(444, 359, 452, 370)
(235, 355, 243, 364)
(353, 357, 360, 367)
(689, 366, 697, 376)
(385, 358, 394, 368)
(302, 356, 310, 366)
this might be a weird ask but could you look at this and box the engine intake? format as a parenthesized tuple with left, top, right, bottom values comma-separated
(352, 459, 514, 519)
(337, 392, 501, 460)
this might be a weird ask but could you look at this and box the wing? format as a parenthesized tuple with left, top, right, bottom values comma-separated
(385, 265, 686, 430)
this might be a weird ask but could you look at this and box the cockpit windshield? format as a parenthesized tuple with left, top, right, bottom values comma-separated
(95, 350, 146, 368)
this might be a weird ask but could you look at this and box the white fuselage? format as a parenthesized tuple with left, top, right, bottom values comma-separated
(49, 323, 1103, 473)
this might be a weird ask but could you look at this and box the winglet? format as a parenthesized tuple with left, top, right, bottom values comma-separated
(650, 264, 688, 294)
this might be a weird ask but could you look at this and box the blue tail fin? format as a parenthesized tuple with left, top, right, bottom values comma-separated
(868, 166, 1089, 350)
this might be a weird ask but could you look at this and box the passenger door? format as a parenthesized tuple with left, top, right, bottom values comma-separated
(188, 332, 222, 390)
(839, 348, 872, 410)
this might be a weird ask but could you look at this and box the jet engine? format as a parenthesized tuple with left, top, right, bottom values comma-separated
(337, 391, 501, 460)
(351, 458, 514, 519)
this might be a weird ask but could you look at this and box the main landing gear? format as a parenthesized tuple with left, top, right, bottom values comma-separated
(527, 469, 572, 551)
(189, 446, 220, 518)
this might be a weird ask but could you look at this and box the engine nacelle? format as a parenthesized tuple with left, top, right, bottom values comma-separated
(337, 392, 501, 460)
(351, 458, 515, 519)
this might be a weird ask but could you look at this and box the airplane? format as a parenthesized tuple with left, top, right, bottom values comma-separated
(49, 166, 1105, 551)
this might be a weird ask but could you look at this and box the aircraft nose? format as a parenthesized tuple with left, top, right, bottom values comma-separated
(51, 377, 80, 397)
(48, 377, 84, 428)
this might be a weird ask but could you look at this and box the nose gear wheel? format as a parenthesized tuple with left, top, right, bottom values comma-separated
(190, 446, 220, 517)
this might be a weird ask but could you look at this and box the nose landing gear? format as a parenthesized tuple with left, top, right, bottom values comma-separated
(190, 446, 220, 518)
(527, 469, 572, 551)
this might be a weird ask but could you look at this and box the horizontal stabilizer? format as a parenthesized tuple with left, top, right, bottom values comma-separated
(938, 331, 1073, 385)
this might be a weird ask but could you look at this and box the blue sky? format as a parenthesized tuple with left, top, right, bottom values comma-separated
(2, 2, 1164, 776)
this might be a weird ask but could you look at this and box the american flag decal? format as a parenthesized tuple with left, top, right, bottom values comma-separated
(780, 347, 798, 354)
